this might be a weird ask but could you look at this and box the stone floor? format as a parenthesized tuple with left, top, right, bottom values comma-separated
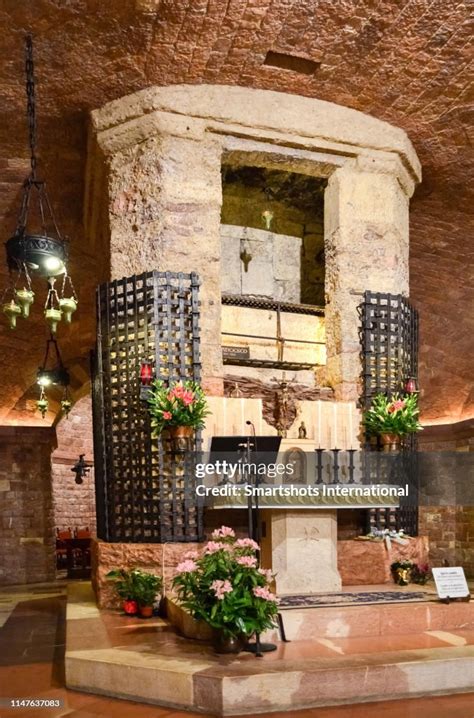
(0, 581, 473, 717)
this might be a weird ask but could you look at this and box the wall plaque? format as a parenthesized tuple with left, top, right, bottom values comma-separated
(223, 346, 250, 361)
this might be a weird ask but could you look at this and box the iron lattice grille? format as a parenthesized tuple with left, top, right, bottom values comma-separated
(359, 291, 419, 536)
(360, 292, 418, 405)
(93, 271, 203, 543)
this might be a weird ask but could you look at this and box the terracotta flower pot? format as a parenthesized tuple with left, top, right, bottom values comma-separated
(139, 605, 153, 618)
(123, 600, 138, 615)
(212, 632, 246, 655)
(380, 432, 402, 452)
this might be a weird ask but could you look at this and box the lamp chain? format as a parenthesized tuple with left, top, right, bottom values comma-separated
(25, 34, 37, 179)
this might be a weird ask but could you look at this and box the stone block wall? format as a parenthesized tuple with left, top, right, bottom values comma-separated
(220, 224, 302, 302)
(221, 183, 325, 305)
(418, 419, 474, 577)
(52, 395, 96, 534)
(0, 427, 57, 586)
(91, 538, 204, 608)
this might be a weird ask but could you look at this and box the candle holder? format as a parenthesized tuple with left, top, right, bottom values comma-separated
(315, 448, 324, 484)
(332, 449, 341, 484)
(347, 449, 357, 484)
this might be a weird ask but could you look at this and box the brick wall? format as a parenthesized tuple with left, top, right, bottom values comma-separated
(52, 395, 96, 534)
(0, 426, 57, 585)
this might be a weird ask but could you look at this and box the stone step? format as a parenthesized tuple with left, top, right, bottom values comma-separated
(265, 599, 474, 642)
(65, 584, 474, 716)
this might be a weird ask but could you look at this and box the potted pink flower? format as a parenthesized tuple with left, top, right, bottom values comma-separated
(172, 526, 279, 654)
(363, 392, 422, 451)
(147, 379, 209, 444)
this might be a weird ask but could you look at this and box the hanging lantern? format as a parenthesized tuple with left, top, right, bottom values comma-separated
(37, 334, 70, 388)
(404, 376, 419, 394)
(44, 278, 62, 334)
(15, 287, 35, 318)
(139, 359, 154, 401)
(3, 299, 22, 329)
(59, 296, 77, 324)
(2, 35, 77, 329)
(61, 386, 72, 418)
(36, 334, 70, 420)
(36, 388, 49, 419)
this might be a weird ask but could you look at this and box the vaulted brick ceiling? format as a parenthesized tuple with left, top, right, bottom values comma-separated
(0, 0, 472, 424)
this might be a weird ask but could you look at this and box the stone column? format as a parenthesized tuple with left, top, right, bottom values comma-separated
(0, 427, 56, 586)
(324, 158, 410, 400)
(108, 133, 224, 395)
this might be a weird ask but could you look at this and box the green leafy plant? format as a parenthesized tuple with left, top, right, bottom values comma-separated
(106, 568, 162, 606)
(133, 570, 162, 607)
(363, 392, 423, 436)
(172, 527, 279, 639)
(147, 379, 210, 436)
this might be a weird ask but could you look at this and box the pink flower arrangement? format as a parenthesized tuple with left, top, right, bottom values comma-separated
(204, 541, 230, 554)
(258, 568, 274, 582)
(236, 555, 257, 568)
(183, 550, 198, 560)
(388, 399, 406, 413)
(211, 579, 233, 600)
(176, 559, 198, 573)
(148, 379, 209, 437)
(253, 586, 278, 602)
(172, 525, 279, 640)
(211, 526, 235, 540)
(235, 537, 260, 551)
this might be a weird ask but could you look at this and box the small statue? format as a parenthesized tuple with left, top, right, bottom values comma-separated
(298, 421, 307, 439)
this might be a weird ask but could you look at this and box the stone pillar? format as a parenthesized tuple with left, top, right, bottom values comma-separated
(324, 159, 410, 400)
(107, 134, 224, 395)
(0, 427, 56, 586)
(269, 510, 341, 594)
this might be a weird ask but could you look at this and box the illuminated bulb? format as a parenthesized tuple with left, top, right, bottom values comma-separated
(44, 256, 63, 273)
(37, 374, 52, 387)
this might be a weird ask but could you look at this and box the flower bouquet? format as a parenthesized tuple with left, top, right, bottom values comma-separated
(411, 563, 431, 585)
(391, 559, 413, 586)
(363, 392, 422, 450)
(147, 379, 209, 439)
(172, 526, 279, 653)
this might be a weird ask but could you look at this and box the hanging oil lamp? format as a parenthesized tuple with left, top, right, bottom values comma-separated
(37, 333, 70, 388)
(60, 386, 72, 417)
(58, 274, 78, 323)
(139, 358, 154, 401)
(36, 333, 71, 419)
(36, 387, 49, 419)
(15, 287, 35, 317)
(3, 297, 22, 329)
(3, 35, 77, 330)
(404, 376, 419, 394)
(44, 278, 62, 334)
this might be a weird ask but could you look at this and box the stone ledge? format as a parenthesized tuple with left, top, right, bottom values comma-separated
(90, 85, 421, 185)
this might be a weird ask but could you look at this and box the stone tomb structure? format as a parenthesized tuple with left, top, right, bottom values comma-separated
(87, 84, 421, 596)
